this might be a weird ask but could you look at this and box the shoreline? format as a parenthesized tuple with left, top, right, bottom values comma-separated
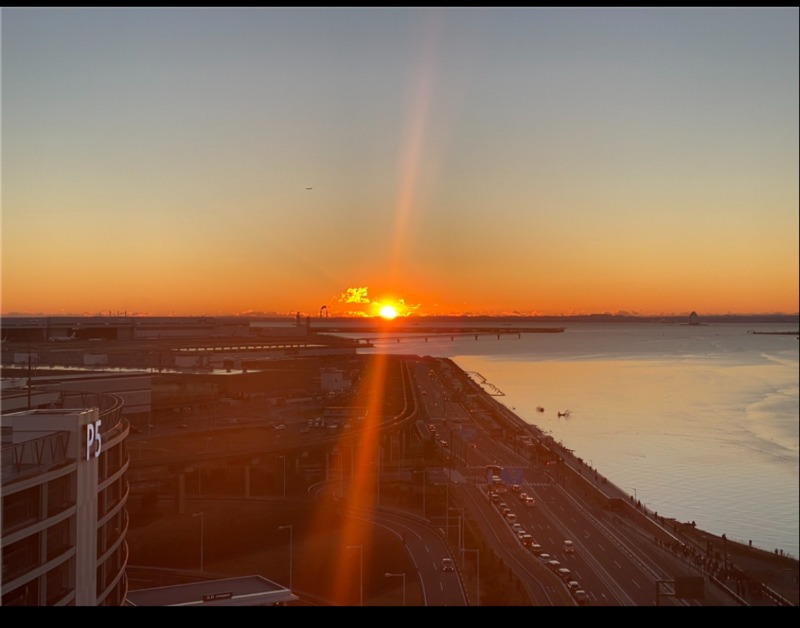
(449, 357, 798, 605)
(448, 350, 798, 561)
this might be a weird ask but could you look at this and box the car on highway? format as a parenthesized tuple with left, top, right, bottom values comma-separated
(574, 590, 589, 605)
(567, 580, 581, 594)
(441, 558, 455, 572)
(529, 543, 543, 555)
(563, 539, 574, 554)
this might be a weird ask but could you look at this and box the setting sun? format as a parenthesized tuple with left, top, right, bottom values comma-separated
(378, 305, 398, 320)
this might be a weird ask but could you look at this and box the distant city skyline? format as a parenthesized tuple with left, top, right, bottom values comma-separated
(2, 8, 798, 318)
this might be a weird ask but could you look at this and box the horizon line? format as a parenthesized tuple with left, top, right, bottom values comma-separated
(2, 311, 798, 319)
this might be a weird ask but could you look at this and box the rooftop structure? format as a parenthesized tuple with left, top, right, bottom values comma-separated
(125, 575, 297, 606)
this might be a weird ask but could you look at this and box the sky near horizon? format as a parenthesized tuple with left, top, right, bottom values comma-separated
(2, 7, 798, 318)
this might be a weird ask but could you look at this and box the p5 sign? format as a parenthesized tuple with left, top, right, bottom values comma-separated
(86, 420, 102, 461)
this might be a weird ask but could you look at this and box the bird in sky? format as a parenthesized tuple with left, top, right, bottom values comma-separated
(306, 187, 313, 190)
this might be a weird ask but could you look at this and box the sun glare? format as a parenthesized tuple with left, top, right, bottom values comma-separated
(378, 305, 398, 320)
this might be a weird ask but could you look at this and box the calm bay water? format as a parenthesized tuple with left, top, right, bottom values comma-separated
(353, 321, 799, 558)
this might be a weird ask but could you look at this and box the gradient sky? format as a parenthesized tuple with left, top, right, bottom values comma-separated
(2, 7, 798, 318)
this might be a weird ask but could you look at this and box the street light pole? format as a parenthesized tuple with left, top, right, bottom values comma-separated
(384, 572, 406, 606)
(461, 548, 479, 606)
(278, 524, 293, 591)
(346, 544, 363, 606)
(192, 512, 204, 573)
(422, 466, 426, 518)
(445, 481, 450, 546)
(376, 448, 382, 505)
(349, 444, 355, 478)
(330, 450, 344, 497)
(280, 455, 286, 498)
(450, 507, 464, 555)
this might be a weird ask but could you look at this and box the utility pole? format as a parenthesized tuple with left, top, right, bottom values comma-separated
(27, 348, 32, 409)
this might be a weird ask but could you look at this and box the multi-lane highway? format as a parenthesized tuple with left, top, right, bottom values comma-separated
(410, 356, 743, 606)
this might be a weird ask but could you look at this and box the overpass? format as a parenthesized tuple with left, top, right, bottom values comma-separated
(126, 358, 422, 513)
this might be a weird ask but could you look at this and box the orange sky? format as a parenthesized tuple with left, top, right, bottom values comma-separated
(2, 8, 798, 318)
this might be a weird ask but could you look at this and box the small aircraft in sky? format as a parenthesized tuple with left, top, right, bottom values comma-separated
(306, 187, 313, 190)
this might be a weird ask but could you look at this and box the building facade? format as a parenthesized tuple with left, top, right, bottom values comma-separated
(1, 395, 130, 605)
